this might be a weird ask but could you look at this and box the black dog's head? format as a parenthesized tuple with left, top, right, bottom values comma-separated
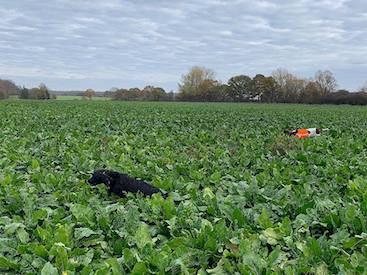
(87, 170, 113, 186)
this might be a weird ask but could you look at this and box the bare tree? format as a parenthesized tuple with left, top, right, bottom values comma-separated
(84, 88, 95, 100)
(272, 68, 307, 103)
(315, 70, 337, 95)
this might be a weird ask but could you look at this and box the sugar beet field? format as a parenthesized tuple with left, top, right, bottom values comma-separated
(0, 101, 367, 274)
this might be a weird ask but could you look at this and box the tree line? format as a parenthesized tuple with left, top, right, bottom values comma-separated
(176, 67, 367, 105)
(111, 86, 175, 101)
(0, 80, 55, 100)
(1, 67, 366, 105)
(0, 79, 19, 99)
(109, 67, 367, 105)
(19, 84, 56, 100)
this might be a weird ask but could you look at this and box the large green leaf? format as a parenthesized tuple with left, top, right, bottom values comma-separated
(0, 256, 19, 271)
(41, 262, 58, 275)
(1, 101, 367, 274)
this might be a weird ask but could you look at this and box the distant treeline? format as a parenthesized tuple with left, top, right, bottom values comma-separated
(173, 67, 367, 105)
(1, 67, 366, 105)
(0, 80, 55, 100)
(110, 86, 175, 101)
(107, 67, 367, 105)
(0, 79, 19, 99)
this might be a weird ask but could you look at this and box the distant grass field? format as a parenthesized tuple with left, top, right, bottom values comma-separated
(56, 96, 111, 101)
(6, 96, 111, 101)
(0, 101, 366, 273)
(8, 95, 19, 100)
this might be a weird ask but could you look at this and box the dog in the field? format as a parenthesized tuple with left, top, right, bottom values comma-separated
(87, 169, 167, 198)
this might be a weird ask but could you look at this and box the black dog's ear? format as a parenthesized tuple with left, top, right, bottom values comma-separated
(100, 172, 112, 186)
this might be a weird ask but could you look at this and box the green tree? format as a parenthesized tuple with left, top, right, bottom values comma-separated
(113, 89, 129, 100)
(113, 88, 141, 101)
(252, 74, 266, 100)
(299, 81, 320, 103)
(253, 74, 279, 102)
(150, 87, 166, 101)
(227, 75, 253, 102)
(128, 88, 141, 100)
(261, 77, 279, 103)
(196, 79, 224, 101)
(19, 87, 30, 99)
(141, 86, 166, 101)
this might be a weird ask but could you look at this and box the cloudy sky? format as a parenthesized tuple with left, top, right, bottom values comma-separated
(0, 0, 366, 91)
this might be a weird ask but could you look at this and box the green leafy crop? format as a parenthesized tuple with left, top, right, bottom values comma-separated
(0, 101, 366, 274)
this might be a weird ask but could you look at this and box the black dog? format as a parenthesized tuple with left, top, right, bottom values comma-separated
(87, 169, 167, 198)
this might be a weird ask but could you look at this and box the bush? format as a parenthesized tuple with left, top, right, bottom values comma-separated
(19, 87, 30, 99)
(19, 84, 56, 100)
(0, 79, 18, 97)
(113, 86, 170, 101)
(0, 90, 8, 100)
(320, 90, 367, 105)
(26, 84, 52, 100)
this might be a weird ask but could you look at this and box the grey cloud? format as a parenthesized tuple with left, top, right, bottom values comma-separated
(0, 0, 366, 91)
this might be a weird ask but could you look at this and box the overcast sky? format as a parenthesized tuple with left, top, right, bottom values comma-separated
(0, 0, 366, 91)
